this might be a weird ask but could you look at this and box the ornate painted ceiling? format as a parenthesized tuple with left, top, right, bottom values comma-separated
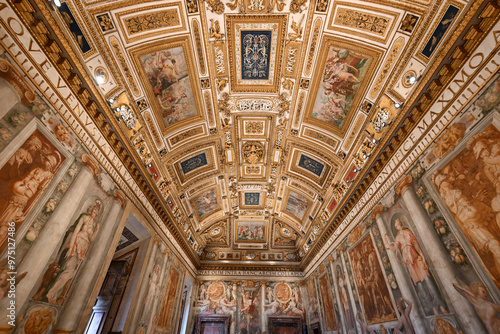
(15, 0, 498, 272)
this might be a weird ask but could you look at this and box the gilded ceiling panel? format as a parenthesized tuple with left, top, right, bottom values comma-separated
(226, 14, 287, 93)
(130, 37, 204, 134)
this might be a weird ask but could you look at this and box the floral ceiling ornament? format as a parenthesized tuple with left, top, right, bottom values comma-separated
(290, 0, 308, 13)
(204, 0, 224, 14)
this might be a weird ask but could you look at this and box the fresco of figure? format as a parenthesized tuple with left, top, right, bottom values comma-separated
(454, 281, 500, 334)
(385, 218, 447, 315)
(337, 266, 355, 329)
(0, 130, 64, 253)
(34, 199, 101, 306)
(433, 125, 500, 288)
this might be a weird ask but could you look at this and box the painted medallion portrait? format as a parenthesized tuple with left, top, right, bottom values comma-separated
(0, 130, 65, 253)
(140, 46, 197, 127)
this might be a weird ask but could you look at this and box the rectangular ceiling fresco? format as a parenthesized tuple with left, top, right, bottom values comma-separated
(140, 46, 197, 127)
(311, 47, 370, 128)
(285, 190, 309, 221)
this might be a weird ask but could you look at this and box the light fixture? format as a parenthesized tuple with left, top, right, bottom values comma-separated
(53, 0, 61, 7)
(408, 76, 417, 84)
(394, 102, 403, 109)
(95, 74, 106, 85)
(372, 138, 378, 144)
(346, 179, 353, 183)
(108, 98, 115, 104)
(353, 168, 358, 173)
(147, 163, 152, 168)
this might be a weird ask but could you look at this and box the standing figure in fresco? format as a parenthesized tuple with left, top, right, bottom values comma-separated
(337, 269, 354, 328)
(139, 264, 161, 324)
(394, 297, 415, 334)
(240, 287, 261, 334)
(39, 200, 101, 305)
(385, 218, 447, 315)
(454, 281, 500, 334)
(365, 241, 394, 319)
(473, 139, 500, 228)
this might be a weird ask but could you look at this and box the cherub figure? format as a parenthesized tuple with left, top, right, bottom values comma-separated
(454, 281, 500, 334)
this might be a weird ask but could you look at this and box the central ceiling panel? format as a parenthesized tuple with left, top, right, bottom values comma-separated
(226, 14, 287, 93)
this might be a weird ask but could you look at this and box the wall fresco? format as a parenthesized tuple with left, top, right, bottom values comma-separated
(307, 76, 500, 334)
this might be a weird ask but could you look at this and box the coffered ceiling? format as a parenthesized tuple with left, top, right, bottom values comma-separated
(24, 0, 492, 271)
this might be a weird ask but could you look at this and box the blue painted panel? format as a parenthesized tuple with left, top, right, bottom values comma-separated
(421, 5, 459, 58)
(181, 153, 207, 174)
(298, 155, 324, 177)
(241, 30, 272, 80)
(245, 192, 260, 206)
(58, 2, 91, 53)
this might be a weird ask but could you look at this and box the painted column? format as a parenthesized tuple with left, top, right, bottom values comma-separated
(339, 252, 361, 334)
(126, 236, 161, 331)
(328, 256, 347, 334)
(56, 189, 127, 331)
(395, 175, 484, 333)
(260, 281, 266, 332)
(0, 58, 36, 120)
(372, 204, 427, 333)
(0, 154, 99, 323)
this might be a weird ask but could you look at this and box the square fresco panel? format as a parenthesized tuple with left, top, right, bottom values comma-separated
(180, 152, 207, 174)
(244, 192, 260, 206)
(192, 188, 218, 220)
(241, 31, 272, 80)
(237, 221, 265, 241)
(285, 191, 309, 221)
(298, 154, 324, 177)
(140, 46, 197, 126)
(311, 47, 370, 128)
(421, 5, 459, 58)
